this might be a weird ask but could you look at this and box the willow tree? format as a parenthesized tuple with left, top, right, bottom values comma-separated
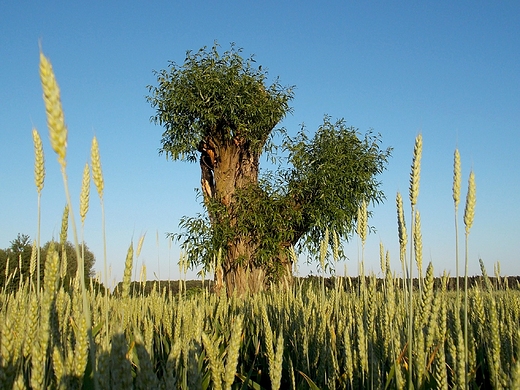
(147, 44, 391, 295)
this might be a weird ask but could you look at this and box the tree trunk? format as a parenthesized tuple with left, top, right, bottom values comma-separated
(223, 263, 266, 295)
(199, 138, 271, 295)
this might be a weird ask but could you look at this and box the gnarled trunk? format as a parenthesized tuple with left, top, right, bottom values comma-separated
(199, 138, 276, 295)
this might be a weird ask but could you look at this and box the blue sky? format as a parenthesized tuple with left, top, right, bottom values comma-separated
(1, 1, 518, 286)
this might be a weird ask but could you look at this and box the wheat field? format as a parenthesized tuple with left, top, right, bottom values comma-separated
(0, 51, 519, 390)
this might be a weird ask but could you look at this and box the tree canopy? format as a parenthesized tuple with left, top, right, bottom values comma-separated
(0, 234, 96, 291)
(147, 43, 293, 163)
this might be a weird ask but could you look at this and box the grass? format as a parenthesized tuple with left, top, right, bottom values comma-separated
(0, 50, 519, 389)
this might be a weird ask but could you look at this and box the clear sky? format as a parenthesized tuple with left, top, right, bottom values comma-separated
(1, 1, 519, 286)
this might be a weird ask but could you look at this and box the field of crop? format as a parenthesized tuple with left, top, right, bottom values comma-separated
(1, 51, 519, 389)
(2, 257, 520, 389)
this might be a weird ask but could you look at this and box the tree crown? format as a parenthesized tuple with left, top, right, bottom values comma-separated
(147, 43, 294, 161)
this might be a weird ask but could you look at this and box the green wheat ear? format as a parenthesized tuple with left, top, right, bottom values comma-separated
(414, 209, 423, 278)
(32, 128, 45, 193)
(91, 136, 104, 198)
(122, 242, 134, 299)
(453, 149, 461, 207)
(396, 192, 407, 263)
(464, 171, 476, 235)
(39, 52, 67, 168)
(356, 199, 368, 245)
(80, 163, 90, 224)
(409, 133, 422, 207)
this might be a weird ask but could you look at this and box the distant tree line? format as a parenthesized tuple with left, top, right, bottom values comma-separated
(111, 273, 520, 298)
(0, 233, 96, 291)
(304, 274, 520, 292)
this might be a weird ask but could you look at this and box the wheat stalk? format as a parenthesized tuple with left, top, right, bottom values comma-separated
(463, 170, 476, 387)
(396, 192, 407, 282)
(32, 128, 45, 295)
(407, 133, 422, 389)
(453, 149, 461, 307)
(91, 136, 109, 354)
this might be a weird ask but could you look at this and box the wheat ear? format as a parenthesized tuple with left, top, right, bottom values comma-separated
(122, 242, 134, 299)
(29, 240, 37, 281)
(414, 209, 423, 285)
(32, 128, 45, 193)
(453, 149, 461, 207)
(136, 234, 146, 258)
(464, 171, 476, 235)
(409, 133, 422, 207)
(223, 315, 243, 389)
(79, 163, 90, 287)
(39, 52, 67, 167)
(59, 204, 69, 280)
(80, 163, 90, 225)
(60, 204, 69, 246)
(91, 136, 104, 198)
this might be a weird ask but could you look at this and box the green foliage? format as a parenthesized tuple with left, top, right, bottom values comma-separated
(0, 234, 33, 287)
(173, 117, 391, 276)
(283, 117, 391, 257)
(41, 240, 96, 279)
(9, 233, 31, 252)
(147, 43, 294, 161)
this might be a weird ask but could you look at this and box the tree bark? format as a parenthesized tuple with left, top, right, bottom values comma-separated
(199, 137, 273, 295)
